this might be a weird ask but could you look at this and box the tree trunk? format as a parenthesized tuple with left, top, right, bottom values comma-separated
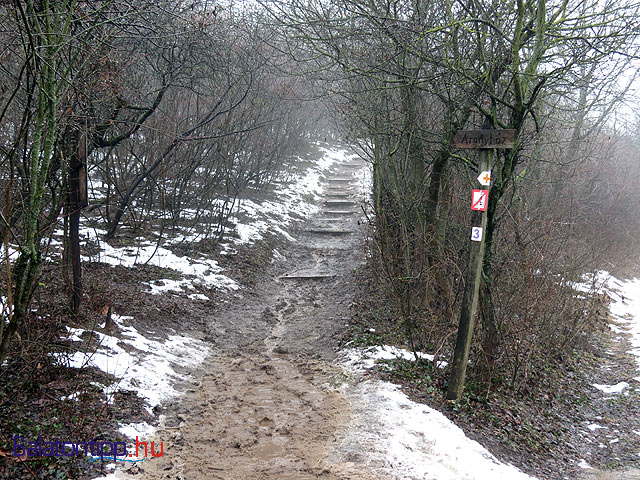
(67, 128, 87, 314)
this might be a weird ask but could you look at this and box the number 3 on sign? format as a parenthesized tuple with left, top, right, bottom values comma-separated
(471, 227, 483, 242)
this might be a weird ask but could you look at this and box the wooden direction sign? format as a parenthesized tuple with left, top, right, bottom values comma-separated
(453, 129, 516, 149)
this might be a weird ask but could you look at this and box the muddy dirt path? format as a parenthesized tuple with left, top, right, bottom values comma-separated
(139, 154, 380, 479)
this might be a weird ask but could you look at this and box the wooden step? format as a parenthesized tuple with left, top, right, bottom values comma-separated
(324, 199, 357, 207)
(279, 273, 336, 280)
(326, 177, 354, 182)
(323, 210, 357, 216)
(304, 229, 353, 235)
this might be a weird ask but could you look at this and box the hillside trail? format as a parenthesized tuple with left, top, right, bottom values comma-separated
(128, 146, 640, 480)
(125, 145, 640, 480)
(138, 152, 380, 479)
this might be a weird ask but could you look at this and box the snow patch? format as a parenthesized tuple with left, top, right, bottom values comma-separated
(81, 228, 239, 295)
(119, 421, 155, 440)
(609, 323, 626, 334)
(58, 314, 209, 412)
(577, 459, 593, 469)
(341, 345, 448, 374)
(571, 271, 610, 295)
(587, 423, 606, 432)
(188, 293, 209, 301)
(604, 275, 640, 380)
(592, 382, 630, 394)
(61, 312, 209, 480)
(60, 391, 82, 402)
(336, 348, 536, 480)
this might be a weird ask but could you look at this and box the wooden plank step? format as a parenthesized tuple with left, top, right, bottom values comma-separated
(325, 199, 357, 207)
(326, 177, 354, 182)
(305, 229, 353, 235)
(312, 220, 345, 225)
(323, 210, 357, 215)
(279, 273, 336, 280)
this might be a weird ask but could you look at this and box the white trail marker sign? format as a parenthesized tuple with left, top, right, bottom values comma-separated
(477, 170, 491, 186)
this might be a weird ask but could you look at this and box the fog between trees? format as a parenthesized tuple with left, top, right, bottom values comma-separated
(2, 0, 640, 397)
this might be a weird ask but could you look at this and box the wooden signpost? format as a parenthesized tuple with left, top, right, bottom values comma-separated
(446, 127, 515, 402)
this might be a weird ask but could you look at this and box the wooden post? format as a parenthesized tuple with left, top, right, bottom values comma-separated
(446, 148, 491, 401)
(445, 126, 514, 401)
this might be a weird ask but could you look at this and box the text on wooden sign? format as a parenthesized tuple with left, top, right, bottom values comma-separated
(453, 129, 516, 149)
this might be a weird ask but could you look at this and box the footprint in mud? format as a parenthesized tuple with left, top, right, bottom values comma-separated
(259, 362, 276, 374)
(274, 296, 288, 310)
(261, 306, 277, 324)
(284, 305, 296, 314)
(259, 416, 274, 427)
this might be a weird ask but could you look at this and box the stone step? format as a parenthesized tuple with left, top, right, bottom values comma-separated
(311, 221, 346, 226)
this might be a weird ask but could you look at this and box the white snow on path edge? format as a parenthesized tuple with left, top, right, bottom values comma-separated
(578, 272, 640, 464)
(605, 274, 640, 383)
(572, 271, 640, 391)
(336, 346, 537, 480)
(61, 314, 210, 413)
(57, 312, 209, 479)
